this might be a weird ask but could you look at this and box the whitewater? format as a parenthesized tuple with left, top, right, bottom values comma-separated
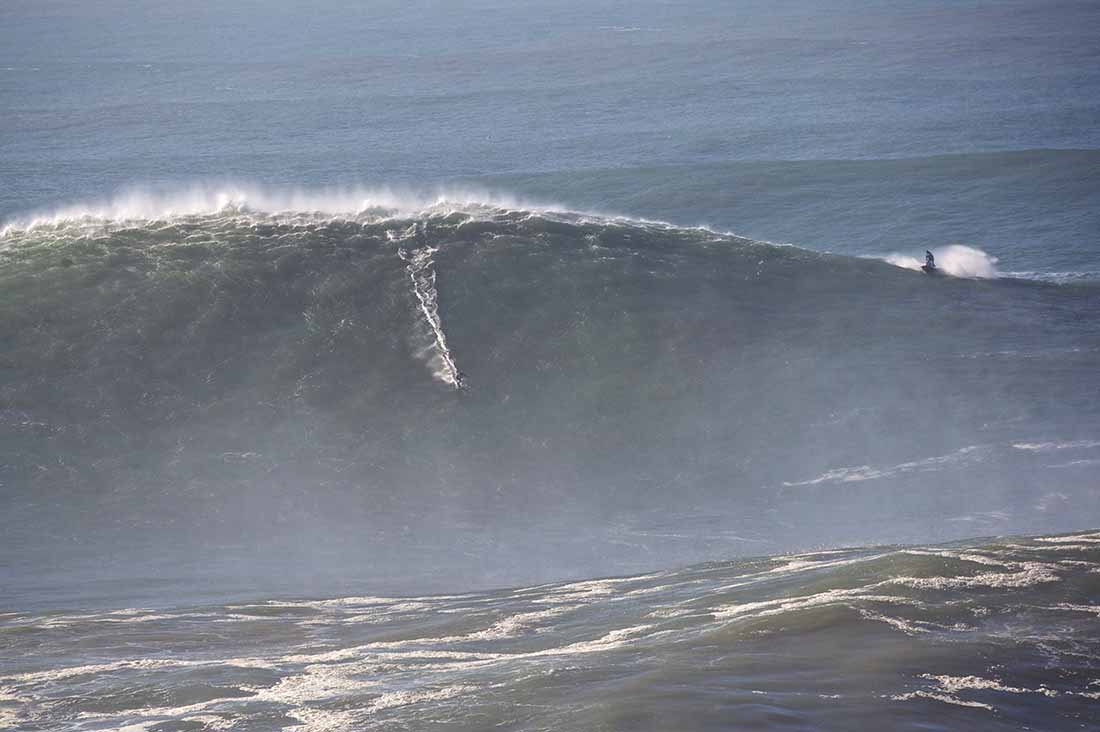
(3, 532, 1099, 731)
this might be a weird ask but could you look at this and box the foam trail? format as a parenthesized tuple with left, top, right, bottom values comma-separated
(884, 253, 925, 271)
(782, 445, 988, 487)
(398, 240, 465, 389)
(884, 245, 1000, 279)
(1012, 440, 1100, 452)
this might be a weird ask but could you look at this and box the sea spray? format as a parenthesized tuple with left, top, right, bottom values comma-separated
(0, 183, 555, 236)
(884, 244, 1000, 278)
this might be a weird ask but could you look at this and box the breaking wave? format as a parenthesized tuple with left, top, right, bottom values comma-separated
(1, 186, 1099, 606)
(883, 244, 1001, 278)
(0, 183, 558, 235)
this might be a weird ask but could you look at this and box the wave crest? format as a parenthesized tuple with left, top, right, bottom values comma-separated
(0, 183, 557, 235)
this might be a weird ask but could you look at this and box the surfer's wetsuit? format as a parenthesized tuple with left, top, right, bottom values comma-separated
(925, 251, 936, 269)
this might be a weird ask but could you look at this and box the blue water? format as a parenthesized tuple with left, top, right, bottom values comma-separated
(2, 2, 1100, 729)
(3, 0, 1099, 275)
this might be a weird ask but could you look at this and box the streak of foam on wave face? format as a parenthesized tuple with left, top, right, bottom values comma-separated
(398, 240, 464, 389)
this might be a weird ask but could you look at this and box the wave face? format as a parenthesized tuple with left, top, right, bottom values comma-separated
(2, 197, 1100, 605)
(3, 531, 1099, 731)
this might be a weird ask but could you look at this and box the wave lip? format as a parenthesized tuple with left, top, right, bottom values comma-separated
(0, 183, 560, 235)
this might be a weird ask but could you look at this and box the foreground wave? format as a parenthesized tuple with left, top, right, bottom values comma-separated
(2, 531, 1098, 731)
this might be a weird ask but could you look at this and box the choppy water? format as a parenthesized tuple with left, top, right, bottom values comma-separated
(4, 531, 1099, 731)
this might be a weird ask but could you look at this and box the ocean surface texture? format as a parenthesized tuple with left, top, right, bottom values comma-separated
(1, 0, 1098, 730)
(3, 533, 1099, 731)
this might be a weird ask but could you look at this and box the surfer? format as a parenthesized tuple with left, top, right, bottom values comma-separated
(923, 250, 937, 273)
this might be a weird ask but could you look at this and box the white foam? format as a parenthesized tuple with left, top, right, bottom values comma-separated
(313, 597, 435, 611)
(1048, 458, 1100, 469)
(531, 578, 626, 603)
(1035, 532, 1100, 544)
(888, 561, 1060, 590)
(883, 253, 925, 270)
(77, 699, 231, 727)
(1050, 603, 1100, 616)
(0, 183, 552, 235)
(902, 549, 1008, 567)
(890, 690, 994, 710)
(280, 646, 378, 664)
(367, 684, 472, 712)
(0, 709, 20, 730)
(26, 608, 177, 628)
(114, 723, 161, 732)
(0, 688, 24, 729)
(711, 588, 917, 622)
(883, 244, 1000, 278)
(354, 623, 652, 661)
(1012, 440, 1100, 452)
(784, 445, 987, 486)
(253, 659, 385, 707)
(923, 674, 1059, 697)
(527, 624, 655, 656)
(466, 607, 572, 640)
(945, 510, 1012, 525)
(598, 25, 664, 33)
(285, 706, 362, 732)
(399, 244, 464, 388)
(857, 609, 928, 635)
(182, 715, 238, 731)
(767, 552, 885, 574)
(781, 549, 854, 559)
(782, 464, 881, 486)
(1003, 270, 1100, 283)
(1, 658, 206, 685)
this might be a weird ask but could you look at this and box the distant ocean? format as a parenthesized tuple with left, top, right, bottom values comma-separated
(2, 1, 1098, 730)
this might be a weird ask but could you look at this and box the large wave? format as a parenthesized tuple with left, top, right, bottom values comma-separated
(2, 188, 1098, 602)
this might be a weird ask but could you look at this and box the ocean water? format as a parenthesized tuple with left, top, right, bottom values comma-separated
(2, 1, 1099, 730)
(4, 533, 1100, 731)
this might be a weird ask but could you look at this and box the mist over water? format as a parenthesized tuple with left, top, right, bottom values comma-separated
(884, 245, 1001, 279)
